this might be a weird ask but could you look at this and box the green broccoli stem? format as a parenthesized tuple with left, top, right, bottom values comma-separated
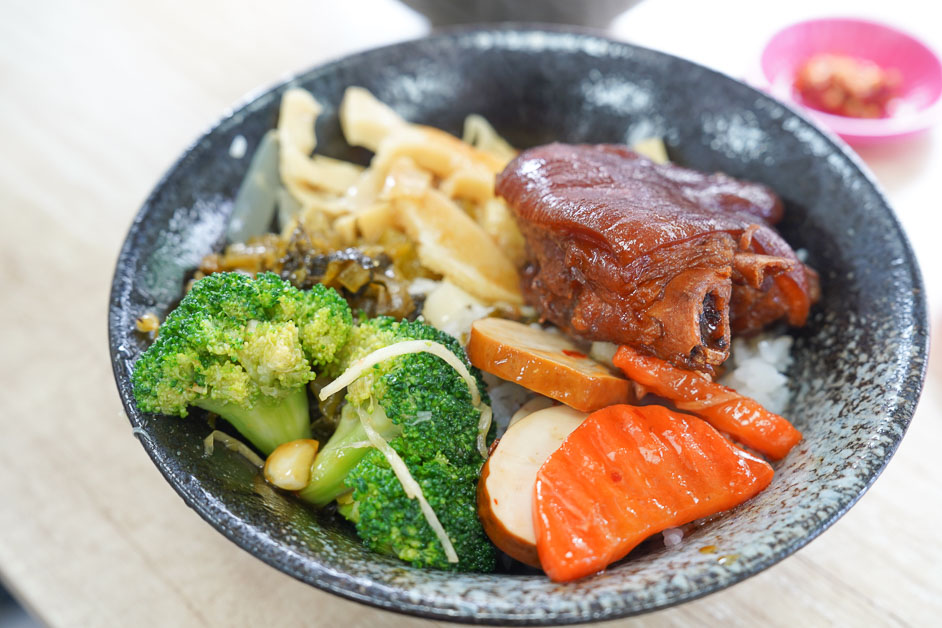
(297, 402, 399, 507)
(194, 386, 311, 456)
(336, 499, 358, 523)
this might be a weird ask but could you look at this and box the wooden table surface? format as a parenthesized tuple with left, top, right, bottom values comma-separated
(2, 1, 940, 625)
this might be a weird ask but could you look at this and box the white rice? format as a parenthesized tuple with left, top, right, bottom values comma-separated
(662, 527, 684, 547)
(483, 374, 538, 435)
(717, 332, 794, 415)
(228, 134, 247, 159)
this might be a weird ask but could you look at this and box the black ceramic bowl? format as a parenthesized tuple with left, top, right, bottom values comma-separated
(109, 26, 927, 625)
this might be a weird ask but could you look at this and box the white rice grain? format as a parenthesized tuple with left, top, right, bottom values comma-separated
(229, 134, 247, 159)
(662, 527, 684, 547)
(718, 332, 794, 415)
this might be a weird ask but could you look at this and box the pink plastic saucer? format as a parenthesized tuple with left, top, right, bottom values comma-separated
(759, 18, 942, 144)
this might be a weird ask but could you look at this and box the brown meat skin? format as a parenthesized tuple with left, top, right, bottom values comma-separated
(496, 144, 816, 372)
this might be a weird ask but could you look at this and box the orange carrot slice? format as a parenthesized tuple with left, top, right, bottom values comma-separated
(533, 404, 773, 582)
(612, 345, 801, 459)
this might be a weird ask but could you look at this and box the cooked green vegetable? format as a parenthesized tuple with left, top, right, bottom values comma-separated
(131, 272, 352, 454)
(338, 450, 495, 571)
(299, 317, 496, 572)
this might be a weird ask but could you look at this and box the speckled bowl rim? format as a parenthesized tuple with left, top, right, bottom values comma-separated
(109, 24, 928, 625)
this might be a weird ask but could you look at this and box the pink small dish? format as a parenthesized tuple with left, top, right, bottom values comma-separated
(759, 18, 942, 144)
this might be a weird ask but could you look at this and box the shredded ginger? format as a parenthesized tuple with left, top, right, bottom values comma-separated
(203, 430, 265, 468)
(318, 339, 492, 457)
(317, 338, 499, 563)
(357, 406, 459, 563)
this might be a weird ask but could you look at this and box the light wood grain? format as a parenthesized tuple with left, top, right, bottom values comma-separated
(1, 1, 940, 626)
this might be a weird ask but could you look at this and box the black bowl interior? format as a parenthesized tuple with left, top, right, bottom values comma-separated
(109, 26, 927, 625)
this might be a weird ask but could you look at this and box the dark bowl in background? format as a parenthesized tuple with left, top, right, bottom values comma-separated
(399, 0, 643, 29)
(109, 26, 927, 625)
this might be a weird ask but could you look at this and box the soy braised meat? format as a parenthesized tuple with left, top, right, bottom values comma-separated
(495, 144, 817, 373)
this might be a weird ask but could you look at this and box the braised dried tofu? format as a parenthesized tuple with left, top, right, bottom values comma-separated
(477, 405, 587, 567)
(467, 318, 633, 412)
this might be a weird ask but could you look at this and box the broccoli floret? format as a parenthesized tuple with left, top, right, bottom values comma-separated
(339, 452, 495, 573)
(299, 317, 495, 572)
(132, 272, 352, 454)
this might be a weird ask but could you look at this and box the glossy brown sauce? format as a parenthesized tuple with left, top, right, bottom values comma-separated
(496, 144, 818, 372)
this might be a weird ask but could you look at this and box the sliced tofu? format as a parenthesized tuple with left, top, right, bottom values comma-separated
(477, 405, 588, 567)
(467, 318, 634, 412)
